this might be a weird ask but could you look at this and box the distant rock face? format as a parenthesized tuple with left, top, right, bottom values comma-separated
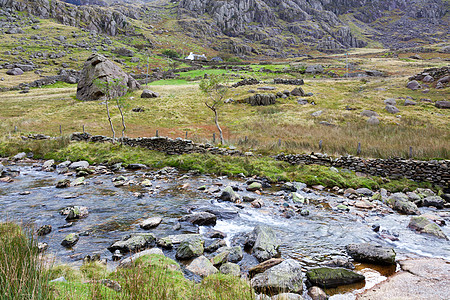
(0, 0, 132, 36)
(76, 54, 140, 101)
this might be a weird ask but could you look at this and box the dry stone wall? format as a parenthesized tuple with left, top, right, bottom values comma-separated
(275, 153, 449, 187)
(70, 133, 449, 186)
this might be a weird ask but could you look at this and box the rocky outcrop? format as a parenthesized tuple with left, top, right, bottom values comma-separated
(0, 0, 132, 36)
(76, 54, 140, 101)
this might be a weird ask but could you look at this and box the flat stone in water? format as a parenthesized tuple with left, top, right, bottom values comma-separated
(346, 243, 396, 265)
(306, 267, 365, 288)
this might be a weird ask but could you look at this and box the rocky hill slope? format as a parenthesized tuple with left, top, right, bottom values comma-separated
(0, 0, 449, 57)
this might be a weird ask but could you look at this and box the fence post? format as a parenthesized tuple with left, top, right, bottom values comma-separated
(59, 125, 62, 135)
(156, 130, 159, 137)
(185, 131, 188, 139)
(14, 126, 17, 132)
(245, 136, 248, 143)
(82, 125, 85, 133)
(409, 146, 413, 159)
(278, 138, 281, 147)
(357, 142, 361, 155)
(319, 140, 323, 151)
(213, 132, 216, 143)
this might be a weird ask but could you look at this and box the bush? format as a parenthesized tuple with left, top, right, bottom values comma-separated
(162, 49, 179, 59)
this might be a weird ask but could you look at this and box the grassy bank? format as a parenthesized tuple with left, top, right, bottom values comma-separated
(0, 139, 433, 192)
(0, 223, 52, 299)
(0, 223, 254, 299)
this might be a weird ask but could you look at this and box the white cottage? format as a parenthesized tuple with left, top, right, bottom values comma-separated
(185, 52, 207, 61)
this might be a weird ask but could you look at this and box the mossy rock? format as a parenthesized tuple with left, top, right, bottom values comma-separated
(306, 267, 365, 288)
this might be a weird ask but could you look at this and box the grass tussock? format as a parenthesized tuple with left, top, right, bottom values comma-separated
(1, 224, 255, 300)
(0, 223, 53, 300)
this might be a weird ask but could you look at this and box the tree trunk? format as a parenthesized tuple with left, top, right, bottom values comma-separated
(116, 98, 126, 139)
(105, 99, 115, 140)
(214, 109, 224, 144)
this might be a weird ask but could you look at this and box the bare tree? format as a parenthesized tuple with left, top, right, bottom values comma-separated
(94, 78, 127, 140)
(199, 74, 228, 144)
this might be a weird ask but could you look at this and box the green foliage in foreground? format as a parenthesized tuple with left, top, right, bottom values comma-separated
(42, 142, 430, 191)
(0, 223, 52, 300)
(1, 222, 254, 300)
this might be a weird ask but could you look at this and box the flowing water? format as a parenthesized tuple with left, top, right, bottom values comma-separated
(1, 161, 449, 298)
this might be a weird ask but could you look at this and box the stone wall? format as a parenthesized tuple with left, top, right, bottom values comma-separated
(70, 132, 243, 156)
(70, 133, 449, 186)
(275, 153, 449, 187)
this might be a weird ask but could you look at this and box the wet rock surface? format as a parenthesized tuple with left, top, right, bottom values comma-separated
(346, 243, 396, 265)
(306, 267, 365, 288)
(357, 258, 450, 299)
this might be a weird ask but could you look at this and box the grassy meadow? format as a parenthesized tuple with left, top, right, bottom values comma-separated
(1, 64, 448, 159)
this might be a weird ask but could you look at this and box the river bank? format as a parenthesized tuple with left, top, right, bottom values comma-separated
(1, 152, 449, 299)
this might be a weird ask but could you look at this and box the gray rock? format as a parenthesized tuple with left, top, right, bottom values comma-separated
(42, 159, 55, 169)
(157, 234, 200, 248)
(12, 152, 26, 160)
(346, 243, 396, 265)
(306, 267, 365, 288)
(6, 68, 23, 75)
(179, 212, 217, 226)
(385, 105, 399, 114)
(108, 233, 156, 253)
(140, 217, 163, 229)
(383, 98, 396, 106)
(219, 186, 241, 202)
(247, 225, 280, 262)
(76, 54, 140, 101)
(367, 116, 380, 125)
(118, 248, 165, 268)
(407, 80, 421, 90)
(306, 65, 324, 74)
(186, 255, 218, 277)
(311, 110, 323, 117)
(36, 225, 52, 236)
(114, 47, 134, 57)
(69, 161, 89, 169)
(247, 182, 262, 191)
(60, 206, 89, 221)
(408, 216, 448, 240)
(421, 196, 444, 209)
(404, 99, 417, 106)
(251, 259, 303, 294)
(291, 87, 305, 96)
(360, 110, 378, 117)
(356, 188, 373, 196)
(387, 193, 420, 215)
(271, 293, 303, 300)
(141, 89, 159, 98)
(61, 233, 79, 248)
(308, 286, 328, 300)
(220, 262, 240, 276)
(435, 101, 450, 109)
(422, 75, 434, 82)
(281, 182, 306, 192)
(176, 236, 204, 259)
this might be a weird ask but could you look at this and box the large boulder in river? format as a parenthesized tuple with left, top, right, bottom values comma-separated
(246, 225, 280, 262)
(76, 54, 140, 101)
(306, 267, 365, 288)
(251, 259, 303, 294)
(346, 243, 396, 265)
